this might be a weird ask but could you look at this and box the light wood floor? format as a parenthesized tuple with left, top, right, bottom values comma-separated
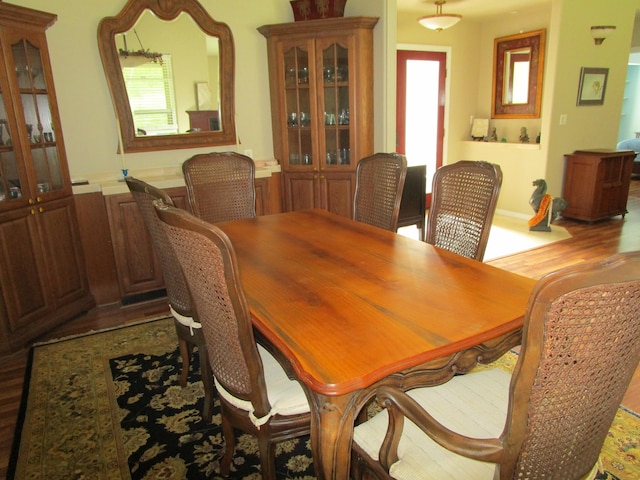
(1, 179, 639, 478)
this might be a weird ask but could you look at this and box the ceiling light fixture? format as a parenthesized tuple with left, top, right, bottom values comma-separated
(418, 1, 462, 32)
(590, 25, 616, 45)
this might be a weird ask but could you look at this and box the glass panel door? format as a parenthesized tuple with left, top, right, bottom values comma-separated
(0, 93, 19, 202)
(13, 39, 62, 193)
(284, 44, 312, 167)
(322, 43, 350, 167)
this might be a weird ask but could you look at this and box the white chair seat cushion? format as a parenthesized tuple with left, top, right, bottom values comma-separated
(170, 305, 201, 334)
(353, 368, 511, 480)
(215, 344, 310, 427)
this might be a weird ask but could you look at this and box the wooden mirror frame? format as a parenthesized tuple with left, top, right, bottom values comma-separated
(491, 29, 545, 119)
(98, 0, 236, 153)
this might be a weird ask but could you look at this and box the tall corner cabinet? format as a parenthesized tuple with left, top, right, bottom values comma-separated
(0, 3, 94, 355)
(258, 16, 378, 218)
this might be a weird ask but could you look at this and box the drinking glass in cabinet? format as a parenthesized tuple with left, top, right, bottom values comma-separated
(324, 112, 336, 125)
(338, 109, 349, 125)
(324, 67, 334, 82)
(300, 112, 310, 126)
(288, 112, 298, 126)
(335, 66, 348, 81)
(302, 153, 312, 165)
(339, 148, 350, 165)
(298, 67, 309, 84)
(289, 152, 300, 165)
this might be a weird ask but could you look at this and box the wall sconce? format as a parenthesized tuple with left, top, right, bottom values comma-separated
(590, 25, 616, 45)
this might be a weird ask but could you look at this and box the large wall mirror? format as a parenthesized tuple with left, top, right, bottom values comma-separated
(492, 29, 546, 119)
(98, 0, 236, 152)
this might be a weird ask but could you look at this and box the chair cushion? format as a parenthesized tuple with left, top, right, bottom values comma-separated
(170, 305, 201, 334)
(353, 368, 510, 479)
(215, 344, 310, 427)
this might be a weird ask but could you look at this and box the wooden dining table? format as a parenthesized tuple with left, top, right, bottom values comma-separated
(217, 208, 536, 480)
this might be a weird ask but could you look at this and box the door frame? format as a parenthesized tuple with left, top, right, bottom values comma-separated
(396, 44, 452, 203)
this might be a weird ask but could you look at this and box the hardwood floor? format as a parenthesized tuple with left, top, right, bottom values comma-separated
(1, 178, 639, 478)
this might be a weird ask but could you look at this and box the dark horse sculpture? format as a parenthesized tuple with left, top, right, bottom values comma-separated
(528, 179, 568, 231)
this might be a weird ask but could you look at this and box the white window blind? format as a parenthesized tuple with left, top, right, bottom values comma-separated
(122, 55, 178, 135)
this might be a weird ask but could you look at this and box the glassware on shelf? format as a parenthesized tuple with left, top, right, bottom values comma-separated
(324, 67, 334, 82)
(9, 186, 21, 198)
(298, 67, 309, 84)
(338, 148, 350, 165)
(338, 109, 349, 125)
(324, 112, 336, 125)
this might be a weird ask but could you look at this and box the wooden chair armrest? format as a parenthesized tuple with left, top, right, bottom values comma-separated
(376, 386, 504, 471)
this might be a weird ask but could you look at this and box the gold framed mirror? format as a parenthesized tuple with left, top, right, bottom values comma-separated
(491, 29, 545, 119)
(98, 0, 236, 153)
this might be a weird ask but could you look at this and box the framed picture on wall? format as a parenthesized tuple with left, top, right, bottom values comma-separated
(576, 67, 608, 106)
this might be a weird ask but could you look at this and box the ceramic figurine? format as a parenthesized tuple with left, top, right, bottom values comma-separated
(489, 127, 498, 142)
(519, 127, 529, 143)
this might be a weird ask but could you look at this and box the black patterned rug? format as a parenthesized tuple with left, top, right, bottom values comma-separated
(8, 317, 640, 479)
(111, 346, 315, 479)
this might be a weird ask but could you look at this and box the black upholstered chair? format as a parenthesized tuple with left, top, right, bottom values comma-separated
(353, 153, 408, 232)
(352, 251, 640, 480)
(125, 176, 215, 422)
(154, 201, 311, 479)
(425, 160, 502, 261)
(182, 152, 256, 223)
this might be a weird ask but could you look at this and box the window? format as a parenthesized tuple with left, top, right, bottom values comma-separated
(122, 55, 178, 135)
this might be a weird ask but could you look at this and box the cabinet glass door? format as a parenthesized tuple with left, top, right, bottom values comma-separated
(322, 43, 350, 167)
(12, 39, 63, 195)
(0, 90, 19, 203)
(284, 45, 312, 168)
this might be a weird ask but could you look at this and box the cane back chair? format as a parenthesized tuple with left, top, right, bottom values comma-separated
(353, 153, 408, 232)
(425, 160, 502, 261)
(352, 251, 640, 480)
(182, 152, 256, 224)
(125, 177, 215, 421)
(154, 201, 311, 479)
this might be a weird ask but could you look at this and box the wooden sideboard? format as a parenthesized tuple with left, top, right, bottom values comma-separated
(562, 149, 634, 222)
(75, 174, 281, 306)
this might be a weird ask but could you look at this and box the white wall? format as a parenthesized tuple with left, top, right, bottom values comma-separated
(398, 0, 639, 216)
(10, 0, 387, 181)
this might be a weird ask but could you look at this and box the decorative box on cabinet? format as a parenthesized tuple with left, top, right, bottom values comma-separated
(562, 149, 634, 222)
(258, 17, 378, 219)
(0, 3, 94, 354)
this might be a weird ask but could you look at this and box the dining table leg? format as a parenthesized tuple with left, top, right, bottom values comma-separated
(307, 391, 362, 480)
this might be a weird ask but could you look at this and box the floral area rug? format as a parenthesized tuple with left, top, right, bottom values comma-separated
(9, 317, 640, 479)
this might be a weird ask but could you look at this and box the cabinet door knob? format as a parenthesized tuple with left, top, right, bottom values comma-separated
(36, 196, 43, 202)
(30, 208, 36, 215)
(28, 198, 35, 205)
(39, 207, 44, 213)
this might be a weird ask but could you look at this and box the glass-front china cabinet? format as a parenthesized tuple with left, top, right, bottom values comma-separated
(259, 17, 378, 218)
(0, 3, 93, 354)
